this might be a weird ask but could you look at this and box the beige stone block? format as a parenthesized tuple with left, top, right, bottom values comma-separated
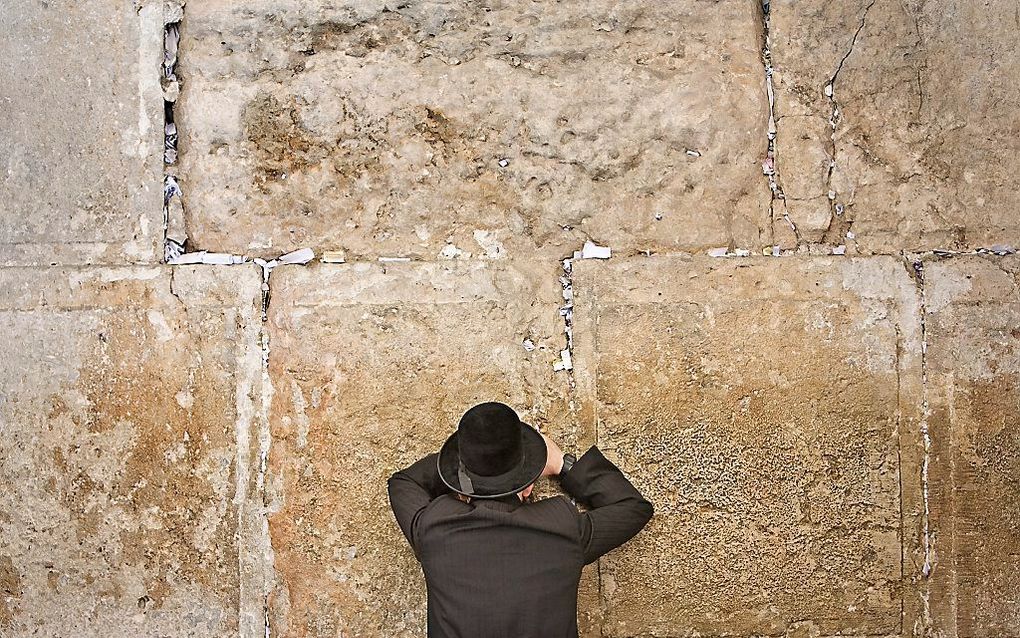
(0, 266, 265, 636)
(177, 0, 770, 258)
(0, 1, 164, 265)
(571, 255, 924, 637)
(775, 115, 830, 202)
(265, 260, 578, 636)
(924, 255, 1020, 637)
(770, 0, 1020, 252)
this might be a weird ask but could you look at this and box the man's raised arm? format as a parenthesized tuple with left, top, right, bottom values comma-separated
(558, 445, 654, 565)
(387, 452, 450, 555)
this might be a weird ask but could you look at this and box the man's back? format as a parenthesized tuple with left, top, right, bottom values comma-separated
(388, 444, 653, 638)
(418, 494, 584, 638)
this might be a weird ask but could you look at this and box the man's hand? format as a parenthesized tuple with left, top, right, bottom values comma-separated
(540, 432, 565, 477)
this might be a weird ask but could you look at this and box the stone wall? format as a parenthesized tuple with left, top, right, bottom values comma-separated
(1, 0, 1018, 636)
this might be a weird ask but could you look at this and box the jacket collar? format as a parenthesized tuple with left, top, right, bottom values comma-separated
(470, 492, 524, 510)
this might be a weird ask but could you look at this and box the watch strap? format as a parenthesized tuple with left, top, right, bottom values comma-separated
(559, 452, 576, 477)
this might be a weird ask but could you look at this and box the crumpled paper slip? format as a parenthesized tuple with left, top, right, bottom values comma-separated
(167, 251, 205, 265)
(708, 247, 751, 258)
(168, 251, 245, 265)
(164, 121, 177, 164)
(202, 251, 244, 263)
(164, 239, 185, 262)
(559, 275, 573, 302)
(279, 247, 315, 264)
(321, 250, 347, 263)
(163, 175, 182, 201)
(553, 348, 572, 371)
(573, 239, 611, 260)
(254, 248, 317, 273)
(985, 244, 1016, 255)
(163, 24, 179, 79)
(163, 175, 187, 246)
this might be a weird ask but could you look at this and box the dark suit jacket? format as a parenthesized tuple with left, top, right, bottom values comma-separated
(387, 444, 654, 638)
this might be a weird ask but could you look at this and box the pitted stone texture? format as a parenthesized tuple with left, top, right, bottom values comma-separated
(0, 266, 264, 636)
(571, 255, 922, 637)
(769, 0, 1020, 251)
(265, 261, 579, 637)
(0, 1, 164, 265)
(178, 0, 769, 259)
(925, 256, 1020, 637)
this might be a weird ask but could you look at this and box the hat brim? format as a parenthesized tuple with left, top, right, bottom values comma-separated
(436, 421, 547, 499)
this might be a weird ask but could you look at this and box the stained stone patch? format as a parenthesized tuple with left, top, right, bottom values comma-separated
(571, 255, 923, 637)
(0, 266, 264, 636)
(769, 0, 1020, 252)
(265, 261, 580, 636)
(0, 0, 164, 265)
(176, 0, 769, 259)
(924, 255, 1020, 637)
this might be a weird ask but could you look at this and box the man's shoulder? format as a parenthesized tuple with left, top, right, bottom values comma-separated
(419, 494, 582, 545)
(423, 493, 577, 517)
(536, 494, 578, 512)
(516, 495, 580, 527)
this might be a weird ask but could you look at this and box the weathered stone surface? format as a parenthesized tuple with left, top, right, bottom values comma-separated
(925, 256, 1020, 637)
(177, 0, 769, 258)
(0, 1, 164, 265)
(0, 266, 264, 636)
(571, 255, 923, 637)
(770, 0, 1020, 252)
(265, 260, 580, 636)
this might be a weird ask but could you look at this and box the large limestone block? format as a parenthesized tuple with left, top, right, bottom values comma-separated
(925, 256, 1020, 637)
(571, 255, 924, 637)
(178, 0, 769, 258)
(769, 0, 1020, 251)
(265, 261, 579, 636)
(0, 1, 164, 265)
(0, 266, 265, 636)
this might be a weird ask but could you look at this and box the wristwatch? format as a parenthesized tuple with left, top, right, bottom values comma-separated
(558, 452, 576, 477)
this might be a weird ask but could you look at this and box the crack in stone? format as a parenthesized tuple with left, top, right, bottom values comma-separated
(822, 0, 876, 245)
(828, 0, 876, 89)
(167, 265, 186, 308)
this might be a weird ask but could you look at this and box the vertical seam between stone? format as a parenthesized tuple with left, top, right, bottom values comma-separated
(911, 256, 933, 635)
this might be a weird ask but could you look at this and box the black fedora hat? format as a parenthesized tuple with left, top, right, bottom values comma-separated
(437, 402, 547, 499)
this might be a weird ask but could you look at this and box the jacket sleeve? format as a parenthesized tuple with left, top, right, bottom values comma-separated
(558, 444, 654, 566)
(386, 452, 450, 556)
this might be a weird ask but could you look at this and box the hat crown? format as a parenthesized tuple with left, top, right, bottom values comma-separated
(458, 402, 523, 476)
